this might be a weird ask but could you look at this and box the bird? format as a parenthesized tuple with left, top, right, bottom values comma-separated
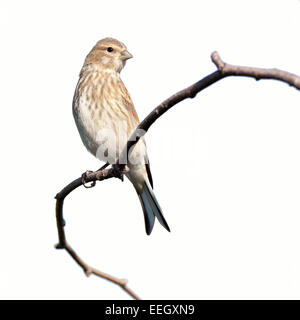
(72, 37, 170, 235)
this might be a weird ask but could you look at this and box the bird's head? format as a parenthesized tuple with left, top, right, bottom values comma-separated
(84, 37, 133, 73)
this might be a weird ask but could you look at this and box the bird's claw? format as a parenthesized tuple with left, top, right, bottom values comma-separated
(111, 164, 129, 181)
(81, 170, 96, 188)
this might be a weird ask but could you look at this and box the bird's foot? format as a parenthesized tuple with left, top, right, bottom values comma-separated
(111, 164, 129, 182)
(81, 170, 96, 188)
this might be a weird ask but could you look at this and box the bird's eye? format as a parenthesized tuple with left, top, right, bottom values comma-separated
(107, 47, 113, 52)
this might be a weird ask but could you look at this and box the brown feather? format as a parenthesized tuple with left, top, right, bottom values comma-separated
(118, 78, 140, 124)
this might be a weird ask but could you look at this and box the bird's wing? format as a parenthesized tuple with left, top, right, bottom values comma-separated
(119, 78, 140, 124)
(119, 78, 153, 187)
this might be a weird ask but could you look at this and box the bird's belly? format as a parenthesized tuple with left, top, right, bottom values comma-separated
(74, 99, 136, 164)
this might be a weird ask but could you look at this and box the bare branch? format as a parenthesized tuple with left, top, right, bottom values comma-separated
(211, 51, 300, 89)
(54, 165, 139, 300)
(55, 51, 300, 299)
(55, 166, 127, 248)
(119, 52, 300, 166)
(56, 241, 140, 300)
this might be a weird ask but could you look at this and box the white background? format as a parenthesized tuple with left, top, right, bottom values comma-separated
(1, 0, 300, 299)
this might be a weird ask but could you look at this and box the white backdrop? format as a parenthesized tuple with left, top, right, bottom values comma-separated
(0, 0, 300, 299)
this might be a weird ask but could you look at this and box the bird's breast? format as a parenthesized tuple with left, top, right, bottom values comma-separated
(73, 72, 137, 164)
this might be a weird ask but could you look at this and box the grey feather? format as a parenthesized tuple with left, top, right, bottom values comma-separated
(138, 180, 170, 235)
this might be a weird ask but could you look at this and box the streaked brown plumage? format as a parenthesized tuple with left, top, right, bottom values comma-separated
(72, 38, 170, 235)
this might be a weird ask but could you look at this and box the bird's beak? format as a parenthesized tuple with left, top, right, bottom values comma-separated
(121, 50, 133, 61)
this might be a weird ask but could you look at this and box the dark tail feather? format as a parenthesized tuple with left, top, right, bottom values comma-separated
(138, 180, 170, 235)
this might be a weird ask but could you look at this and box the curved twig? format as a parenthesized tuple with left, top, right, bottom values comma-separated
(211, 51, 300, 88)
(54, 165, 139, 299)
(56, 241, 140, 300)
(55, 51, 300, 300)
(119, 52, 300, 166)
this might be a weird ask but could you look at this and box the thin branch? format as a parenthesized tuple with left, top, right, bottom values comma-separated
(54, 165, 139, 300)
(55, 166, 126, 248)
(211, 51, 300, 88)
(57, 241, 140, 300)
(119, 52, 300, 166)
(55, 51, 300, 299)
